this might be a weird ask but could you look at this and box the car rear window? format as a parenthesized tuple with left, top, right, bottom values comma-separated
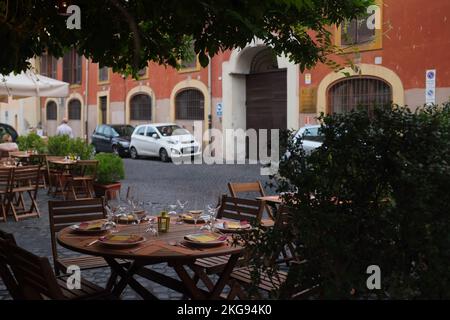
(111, 125, 134, 137)
(156, 125, 189, 137)
(302, 127, 325, 143)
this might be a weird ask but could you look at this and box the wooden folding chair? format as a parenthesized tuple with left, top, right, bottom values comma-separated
(45, 155, 65, 197)
(2, 238, 118, 300)
(0, 168, 12, 222)
(48, 198, 128, 288)
(228, 181, 275, 220)
(226, 261, 317, 300)
(0, 230, 22, 299)
(29, 154, 47, 188)
(62, 160, 98, 200)
(191, 195, 265, 292)
(5, 165, 40, 221)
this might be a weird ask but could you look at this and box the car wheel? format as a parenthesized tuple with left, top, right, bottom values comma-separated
(112, 145, 120, 156)
(159, 148, 170, 162)
(130, 147, 139, 159)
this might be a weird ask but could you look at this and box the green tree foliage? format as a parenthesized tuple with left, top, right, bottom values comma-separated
(94, 152, 125, 184)
(47, 135, 94, 159)
(240, 104, 450, 299)
(0, 0, 373, 75)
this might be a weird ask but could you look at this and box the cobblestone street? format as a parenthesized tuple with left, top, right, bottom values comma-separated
(0, 158, 272, 300)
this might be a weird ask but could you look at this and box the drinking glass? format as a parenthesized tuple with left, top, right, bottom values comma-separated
(168, 204, 178, 216)
(105, 206, 118, 233)
(177, 200, 188, 212)
(200, 204, 218, 231)
(191, 211, 202, 225)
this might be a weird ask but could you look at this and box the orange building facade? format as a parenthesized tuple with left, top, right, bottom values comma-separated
(39, 0, 450, 157)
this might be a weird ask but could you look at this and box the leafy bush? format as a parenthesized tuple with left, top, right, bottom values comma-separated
(17, 133, 47, 153)
(47, 135, 94, 160)
(94, 153, 125, 184)
(242, 104, 450, 299)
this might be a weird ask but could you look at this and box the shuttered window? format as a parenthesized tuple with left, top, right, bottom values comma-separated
(130, 94, 152, 121)
(40, 54, 58, 79)
(68, 99, 82, 120)
(175, 89, 204, 120)
(63, 49, 82, 84)
(46, 101, 57, 120)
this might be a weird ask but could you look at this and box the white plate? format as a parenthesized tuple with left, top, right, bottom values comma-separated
(70, 221, 109, 234)
(183, 233, 227, 247)
(214, 222, 251, 233)
(98, 234, 146, 248)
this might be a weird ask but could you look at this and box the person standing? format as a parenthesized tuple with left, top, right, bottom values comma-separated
(56, 118, 74, 138)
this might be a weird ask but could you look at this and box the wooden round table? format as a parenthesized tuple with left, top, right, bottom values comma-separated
(57, 220, 243, 300)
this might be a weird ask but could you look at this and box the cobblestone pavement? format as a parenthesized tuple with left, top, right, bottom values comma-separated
(0, 158, 273, 300)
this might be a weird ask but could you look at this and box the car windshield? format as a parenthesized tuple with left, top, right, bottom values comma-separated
(297, 127, 325, 143)
(156, 125, 189, 137)
(111, 125, 135, 137)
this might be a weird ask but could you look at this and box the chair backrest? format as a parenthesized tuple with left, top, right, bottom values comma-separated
(0, 167, 12, 193)
(6, 241, 65, 300)
(72, 160, 98, 178)
(0, 230, 22, 299)
(11, 165, 41, 190)
(217, 195, 265, 225)
(48, 198, 107, 261)
(228, 181, 274, 220)
(29, 154, 47, 166)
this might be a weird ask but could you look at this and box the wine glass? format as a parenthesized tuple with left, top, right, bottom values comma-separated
(200, 204, 218, 231)
(190, 210, 202, 225)
(168, 204, 178, 216)
(104, 206, 118, 233)
(141, 201, 157, 236)
(177, 200, 188, 212)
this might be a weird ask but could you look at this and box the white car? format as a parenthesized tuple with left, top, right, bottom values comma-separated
(129, 123, 202, 162)
(293, 125, 324, 153)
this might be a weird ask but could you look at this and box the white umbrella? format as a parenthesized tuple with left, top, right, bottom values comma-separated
(0, 71, 69, 101)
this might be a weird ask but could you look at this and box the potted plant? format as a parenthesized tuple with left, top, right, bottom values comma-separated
(93, 153, 125, 199)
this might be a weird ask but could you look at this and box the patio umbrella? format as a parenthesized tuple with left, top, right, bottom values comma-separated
(0, 71, 69, 101)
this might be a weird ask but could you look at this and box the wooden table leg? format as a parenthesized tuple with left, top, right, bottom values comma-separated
(105, 258, 158, 300)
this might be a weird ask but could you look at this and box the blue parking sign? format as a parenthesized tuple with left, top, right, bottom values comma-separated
(216, 103, 223, 117)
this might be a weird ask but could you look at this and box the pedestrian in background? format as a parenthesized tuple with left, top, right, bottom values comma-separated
(56, 118, 74, 138)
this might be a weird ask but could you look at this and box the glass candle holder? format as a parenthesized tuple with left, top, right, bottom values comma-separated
(157, 211, 170, 233)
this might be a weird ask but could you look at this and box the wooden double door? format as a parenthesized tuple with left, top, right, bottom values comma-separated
(245, 69, 287, 159)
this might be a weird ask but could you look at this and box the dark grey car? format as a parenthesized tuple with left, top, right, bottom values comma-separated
(91, 124, 135, 157)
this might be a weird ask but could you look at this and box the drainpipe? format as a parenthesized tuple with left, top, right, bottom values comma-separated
(85, 57, 89, 143)
(207, 55, 213, 155)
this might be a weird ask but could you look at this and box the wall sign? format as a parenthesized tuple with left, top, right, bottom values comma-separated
(216, 102, 223, 117)
(426, 69, 436, 105)
(304, 73, 312, 85)
(300, 88, 317, 113)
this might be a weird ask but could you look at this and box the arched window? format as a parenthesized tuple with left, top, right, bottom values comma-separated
(46, 101, 57, 120)
(68, 99, 81, 120)
(175, 89, 204, 120)
(130, 94, 152, 121)
(328, 77, 392, 114)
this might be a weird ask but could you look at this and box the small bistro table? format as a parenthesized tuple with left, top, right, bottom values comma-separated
(57, 220, 243, 300)
(48, 158, 77, 198)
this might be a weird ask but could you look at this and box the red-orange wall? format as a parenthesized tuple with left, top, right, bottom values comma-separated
(301, 0, 450, 89)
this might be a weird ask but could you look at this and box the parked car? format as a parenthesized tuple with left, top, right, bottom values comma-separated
(0, 123, 19, 142)
(283, 125, 324, 160)
(129, 123, 201, 162)
(293, 125, 325, 153)
(91, 124, 135, 157)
